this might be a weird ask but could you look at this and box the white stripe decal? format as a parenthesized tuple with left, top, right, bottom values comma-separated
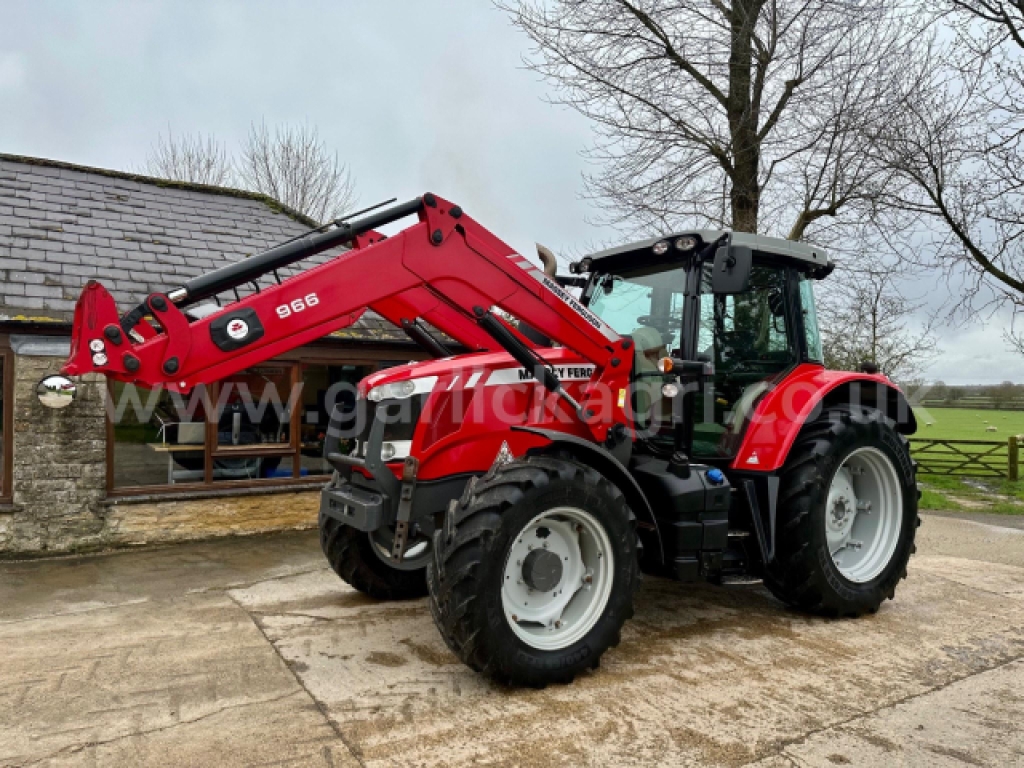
(505, 251, 619, 342)
(466, 371, 483, 388)
(484, 366, 596, 386)
(523, 266, 619, 342)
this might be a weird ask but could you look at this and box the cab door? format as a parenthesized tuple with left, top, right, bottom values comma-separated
(689, 262, 800, 459)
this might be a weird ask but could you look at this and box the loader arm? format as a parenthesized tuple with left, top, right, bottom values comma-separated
(62, 194, 634, 442)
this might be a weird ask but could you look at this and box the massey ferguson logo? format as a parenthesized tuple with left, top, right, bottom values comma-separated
(226, 318, 249, 340)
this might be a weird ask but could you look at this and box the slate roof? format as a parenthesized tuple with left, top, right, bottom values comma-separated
(0, 153, 407, 342)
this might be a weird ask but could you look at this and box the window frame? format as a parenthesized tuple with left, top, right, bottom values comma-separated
(105, 346, 421, 498)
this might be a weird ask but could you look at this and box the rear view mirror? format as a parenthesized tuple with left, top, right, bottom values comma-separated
(712, 244, 752, 294)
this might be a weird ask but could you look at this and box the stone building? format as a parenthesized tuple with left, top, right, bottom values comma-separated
(0, 154, 423, 555)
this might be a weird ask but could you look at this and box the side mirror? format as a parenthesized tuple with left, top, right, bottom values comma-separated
(711, 244, 753, 294)
(36, 375, 78, 410)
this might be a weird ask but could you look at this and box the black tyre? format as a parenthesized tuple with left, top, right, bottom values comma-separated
(765, 406, 919, 617)
(428, 456, 639, 687)
(318, 511, 429, 600)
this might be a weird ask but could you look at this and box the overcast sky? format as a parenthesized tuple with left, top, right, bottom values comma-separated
(0, 0, 1019, 384)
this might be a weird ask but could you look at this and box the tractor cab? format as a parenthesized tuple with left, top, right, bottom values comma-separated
(580, 231, 833, 461)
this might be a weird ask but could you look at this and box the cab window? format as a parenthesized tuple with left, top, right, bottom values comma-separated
(587, 265, 687, 352)
(799, 273, 824, 362)
(588, 264, 687, 433)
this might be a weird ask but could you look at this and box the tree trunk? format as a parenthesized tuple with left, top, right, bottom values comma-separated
(727, 0, 761, 233)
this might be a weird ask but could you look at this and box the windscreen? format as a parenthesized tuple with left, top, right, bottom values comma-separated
(587, 264, 688, 352)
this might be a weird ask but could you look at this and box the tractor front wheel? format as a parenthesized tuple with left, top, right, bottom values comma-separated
(765, 406, 919, 616)
(319, 511, 430, 600)
(427, 456, 639, 687)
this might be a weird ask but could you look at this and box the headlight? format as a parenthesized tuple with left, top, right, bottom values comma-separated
(367, 376, 437, 402)
(652, 240, 669, 256)
(380, 442, 396, 461)
(675, 236, 697, 251)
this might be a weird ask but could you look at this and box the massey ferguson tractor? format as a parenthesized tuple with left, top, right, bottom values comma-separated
(59, 195, 919, 687)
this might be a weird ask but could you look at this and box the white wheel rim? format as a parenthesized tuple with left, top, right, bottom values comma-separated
(502, 506, 614, 651)
(826, 446, 903, 583)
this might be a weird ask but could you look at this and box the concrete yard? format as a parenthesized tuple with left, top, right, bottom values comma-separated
(1, 513, 1022, 767)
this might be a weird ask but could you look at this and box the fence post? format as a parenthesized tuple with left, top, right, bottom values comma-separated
(1009, 435, 1019, 482)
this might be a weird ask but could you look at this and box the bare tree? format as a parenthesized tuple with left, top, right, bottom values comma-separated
(498, 0, 927, 239)
(991, 379, 1022, 408)
(818, 267, 940, 381)
(875, 3, 1024, 346)
(143, 129, 234, 186)
(237, 122, 356, 223)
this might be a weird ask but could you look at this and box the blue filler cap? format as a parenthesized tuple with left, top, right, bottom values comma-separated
(706, 468, 725, 486)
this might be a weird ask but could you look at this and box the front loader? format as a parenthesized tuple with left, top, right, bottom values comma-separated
(58, 195, 919, 687)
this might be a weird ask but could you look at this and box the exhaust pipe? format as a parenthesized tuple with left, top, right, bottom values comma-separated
(517, 244, 559, 347)
(537, 243, 558, 278)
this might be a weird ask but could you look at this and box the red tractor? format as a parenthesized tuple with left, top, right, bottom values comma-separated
(61, 195, 919, 687)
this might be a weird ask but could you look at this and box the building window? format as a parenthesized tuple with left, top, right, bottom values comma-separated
(106, 356, 378, 495)
(0, 346, 12, 502)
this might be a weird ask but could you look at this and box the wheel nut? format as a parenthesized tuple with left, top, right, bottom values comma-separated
(511, 614, 518, 622)
(583, 575, 593, 584)
(554, 620, 562, 629)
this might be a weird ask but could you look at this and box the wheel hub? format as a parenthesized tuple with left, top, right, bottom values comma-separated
(830, 495, 851, 526)
(522, 548, 563, 592)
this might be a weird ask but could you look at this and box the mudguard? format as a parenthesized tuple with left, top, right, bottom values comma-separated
(732, 363, 917, 473)
(511, 425, 664, 565)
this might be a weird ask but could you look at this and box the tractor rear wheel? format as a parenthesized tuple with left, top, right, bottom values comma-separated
(765, 406, 918, 617)
(427, 456, 639, 687)
(319, 511, 430, 600)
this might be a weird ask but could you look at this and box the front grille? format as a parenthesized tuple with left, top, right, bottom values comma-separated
(326, 395, 424, 459)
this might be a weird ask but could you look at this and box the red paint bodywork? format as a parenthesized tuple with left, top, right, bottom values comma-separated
(360, 348, 597, 481)
(730, 363, 906, 472)
(63, 194, 632, 447)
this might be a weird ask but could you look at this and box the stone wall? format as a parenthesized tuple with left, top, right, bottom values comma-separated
(0, 354, 108, 554)
(0, 349, 318, 556)
(104, 491, 318, 547)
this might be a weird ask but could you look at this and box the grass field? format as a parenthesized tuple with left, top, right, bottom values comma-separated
(909, 407, 1024, 514)
(912, 406, 1024, 441)
(918, 474, 1024, 515)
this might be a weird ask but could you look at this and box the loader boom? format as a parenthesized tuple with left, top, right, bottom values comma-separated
(62, 194, 633, 442)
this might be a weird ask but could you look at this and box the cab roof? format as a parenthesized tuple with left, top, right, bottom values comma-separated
(587, 230, 832, 272)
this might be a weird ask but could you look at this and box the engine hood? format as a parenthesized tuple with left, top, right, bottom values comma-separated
(359, 347, 594, 397)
